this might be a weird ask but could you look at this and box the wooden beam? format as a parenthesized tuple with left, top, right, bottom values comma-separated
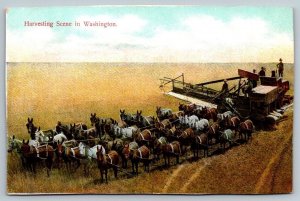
(195, 76, 241, 86)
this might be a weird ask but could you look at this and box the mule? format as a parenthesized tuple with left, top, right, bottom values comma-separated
(96, 146, 119, 183)
(129, 145, 150, 175)
(7, 135, 22, 153)
(195, 133, 209, 158)
(207, 123, 220, 144)
(219, 129, 235, 152)
(34, 127, 56, 144)
(193, 118, 209, 132)
(136, 129, 155, 148)
(178, 128, 195, 158)
(113, 124, 139, 141)
(121, 141, 138, 169)
(201, 107, 218, 122)
(162, 141, 181, 166)
(21, 139, 54, 176)
(238, 119, 255, 141)
(78, 142, 104, 175)
(120, 110, 138, 126)
(153, 136, 168, 160)
(57, 142, 81, 172)
(156, 107, 172, 121)
(56, 121, 72, 139)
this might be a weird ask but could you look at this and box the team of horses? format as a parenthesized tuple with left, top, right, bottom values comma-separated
(8, 103, 255, 183)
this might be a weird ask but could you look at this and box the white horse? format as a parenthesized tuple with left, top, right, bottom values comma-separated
(193, 118, 209, 131)
(183, 115, 199, 127)
(78, 142, 104, 160)
(113, 125, 138, 139)
(35, 128, 56, 143)
(53, 133, 68, 143)
(217, 111, 234, 121)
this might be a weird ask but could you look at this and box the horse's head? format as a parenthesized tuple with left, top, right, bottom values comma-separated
(56, 141, 64, 156)
(135, 110, 143, 122)
(21, 139, 30, 155)
(120, 109, 126, 121)
(178, 103, 185, 111)
(90, 113, 97, 126)
(7, 135, 18, 153)
(156, 107, 162, 116)
(122, 143, 130, 159)
(26, 118, 34, 134)
(96, 145, 106, 162)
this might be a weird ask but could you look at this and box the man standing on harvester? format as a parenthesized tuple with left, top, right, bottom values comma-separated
(277, 58, 284, 77)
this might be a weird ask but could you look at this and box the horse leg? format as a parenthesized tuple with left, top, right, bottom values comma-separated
(100, 169, 104, 183)
(131, 160, 135, 174)
(164, 154, 167, 166)
(136, 161, 139, 176)
(105, 168, 108, 184)
(113, 166, 118, 179)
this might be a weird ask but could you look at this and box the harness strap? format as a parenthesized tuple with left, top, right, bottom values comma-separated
(35, 146, 39, 158)
(138, 148, 143, 159)
(140, 132, 145, 140)
(146, 129, 152, 136)
(211, 126, 215, 135)
(108, 154, 113, 164)
(183, 131, 188, 138)
(244, 122, 249, 130)
(71, 147, 76, 156)
(170, 143, 174, 153)
(197, 136, 202, 144)
(145, 117, 151, 125)
(231, 119, 235, 127)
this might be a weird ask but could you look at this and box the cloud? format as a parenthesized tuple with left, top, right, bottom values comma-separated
(6, 14, 294, 63)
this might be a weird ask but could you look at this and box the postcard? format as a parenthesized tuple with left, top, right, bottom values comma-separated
(6, 6, 294, 194)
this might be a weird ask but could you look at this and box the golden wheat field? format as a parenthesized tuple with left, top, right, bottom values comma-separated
(6, 62, 294, 194)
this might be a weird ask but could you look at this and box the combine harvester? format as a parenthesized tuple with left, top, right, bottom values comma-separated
(160, 69, 292, 123)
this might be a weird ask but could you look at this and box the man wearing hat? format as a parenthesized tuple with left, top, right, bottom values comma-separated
(221, 79, 229, 93)
(277, 58, 284, 77)
(258, 67, 266, 77)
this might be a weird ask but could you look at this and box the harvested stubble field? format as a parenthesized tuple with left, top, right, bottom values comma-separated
(6, 62, 293, 194)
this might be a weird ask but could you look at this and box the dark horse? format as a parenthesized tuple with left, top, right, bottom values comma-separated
(56, 140, 80, 172)
(194, 133, 209, 158)
(26, 118, 37, 140)
(96, 146, 119, 183)
(21, 140, 54, 176)
(200, 107, 218, 122)
(207, 123, 220, 144)
(162, 141, 181, 166)
(130, 145, 150, 175)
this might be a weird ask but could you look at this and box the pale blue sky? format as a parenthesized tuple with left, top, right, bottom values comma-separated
(6, 6, 294, 62)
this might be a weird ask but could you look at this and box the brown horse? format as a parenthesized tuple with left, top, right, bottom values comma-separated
(162, 141, 181, 166)
(136, 129, 155, 147)
(194, 133, 209, 158)
(154, 118, 172, 131)
(96, 146, 119, 183)
(153, 137, 168, 160)
(161, 125, 181, 142)
(207, 123, 220, 144)
(130, 145, 151, 175)
(178, 103, 196, 115)
(225, 116, 241, 133)
(21, 140, 54, 176)
(238, 119, 255, 141)
(202, 107, 218, 122)
(58, 144, 81, 172)
(178, 128, 195, 158)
